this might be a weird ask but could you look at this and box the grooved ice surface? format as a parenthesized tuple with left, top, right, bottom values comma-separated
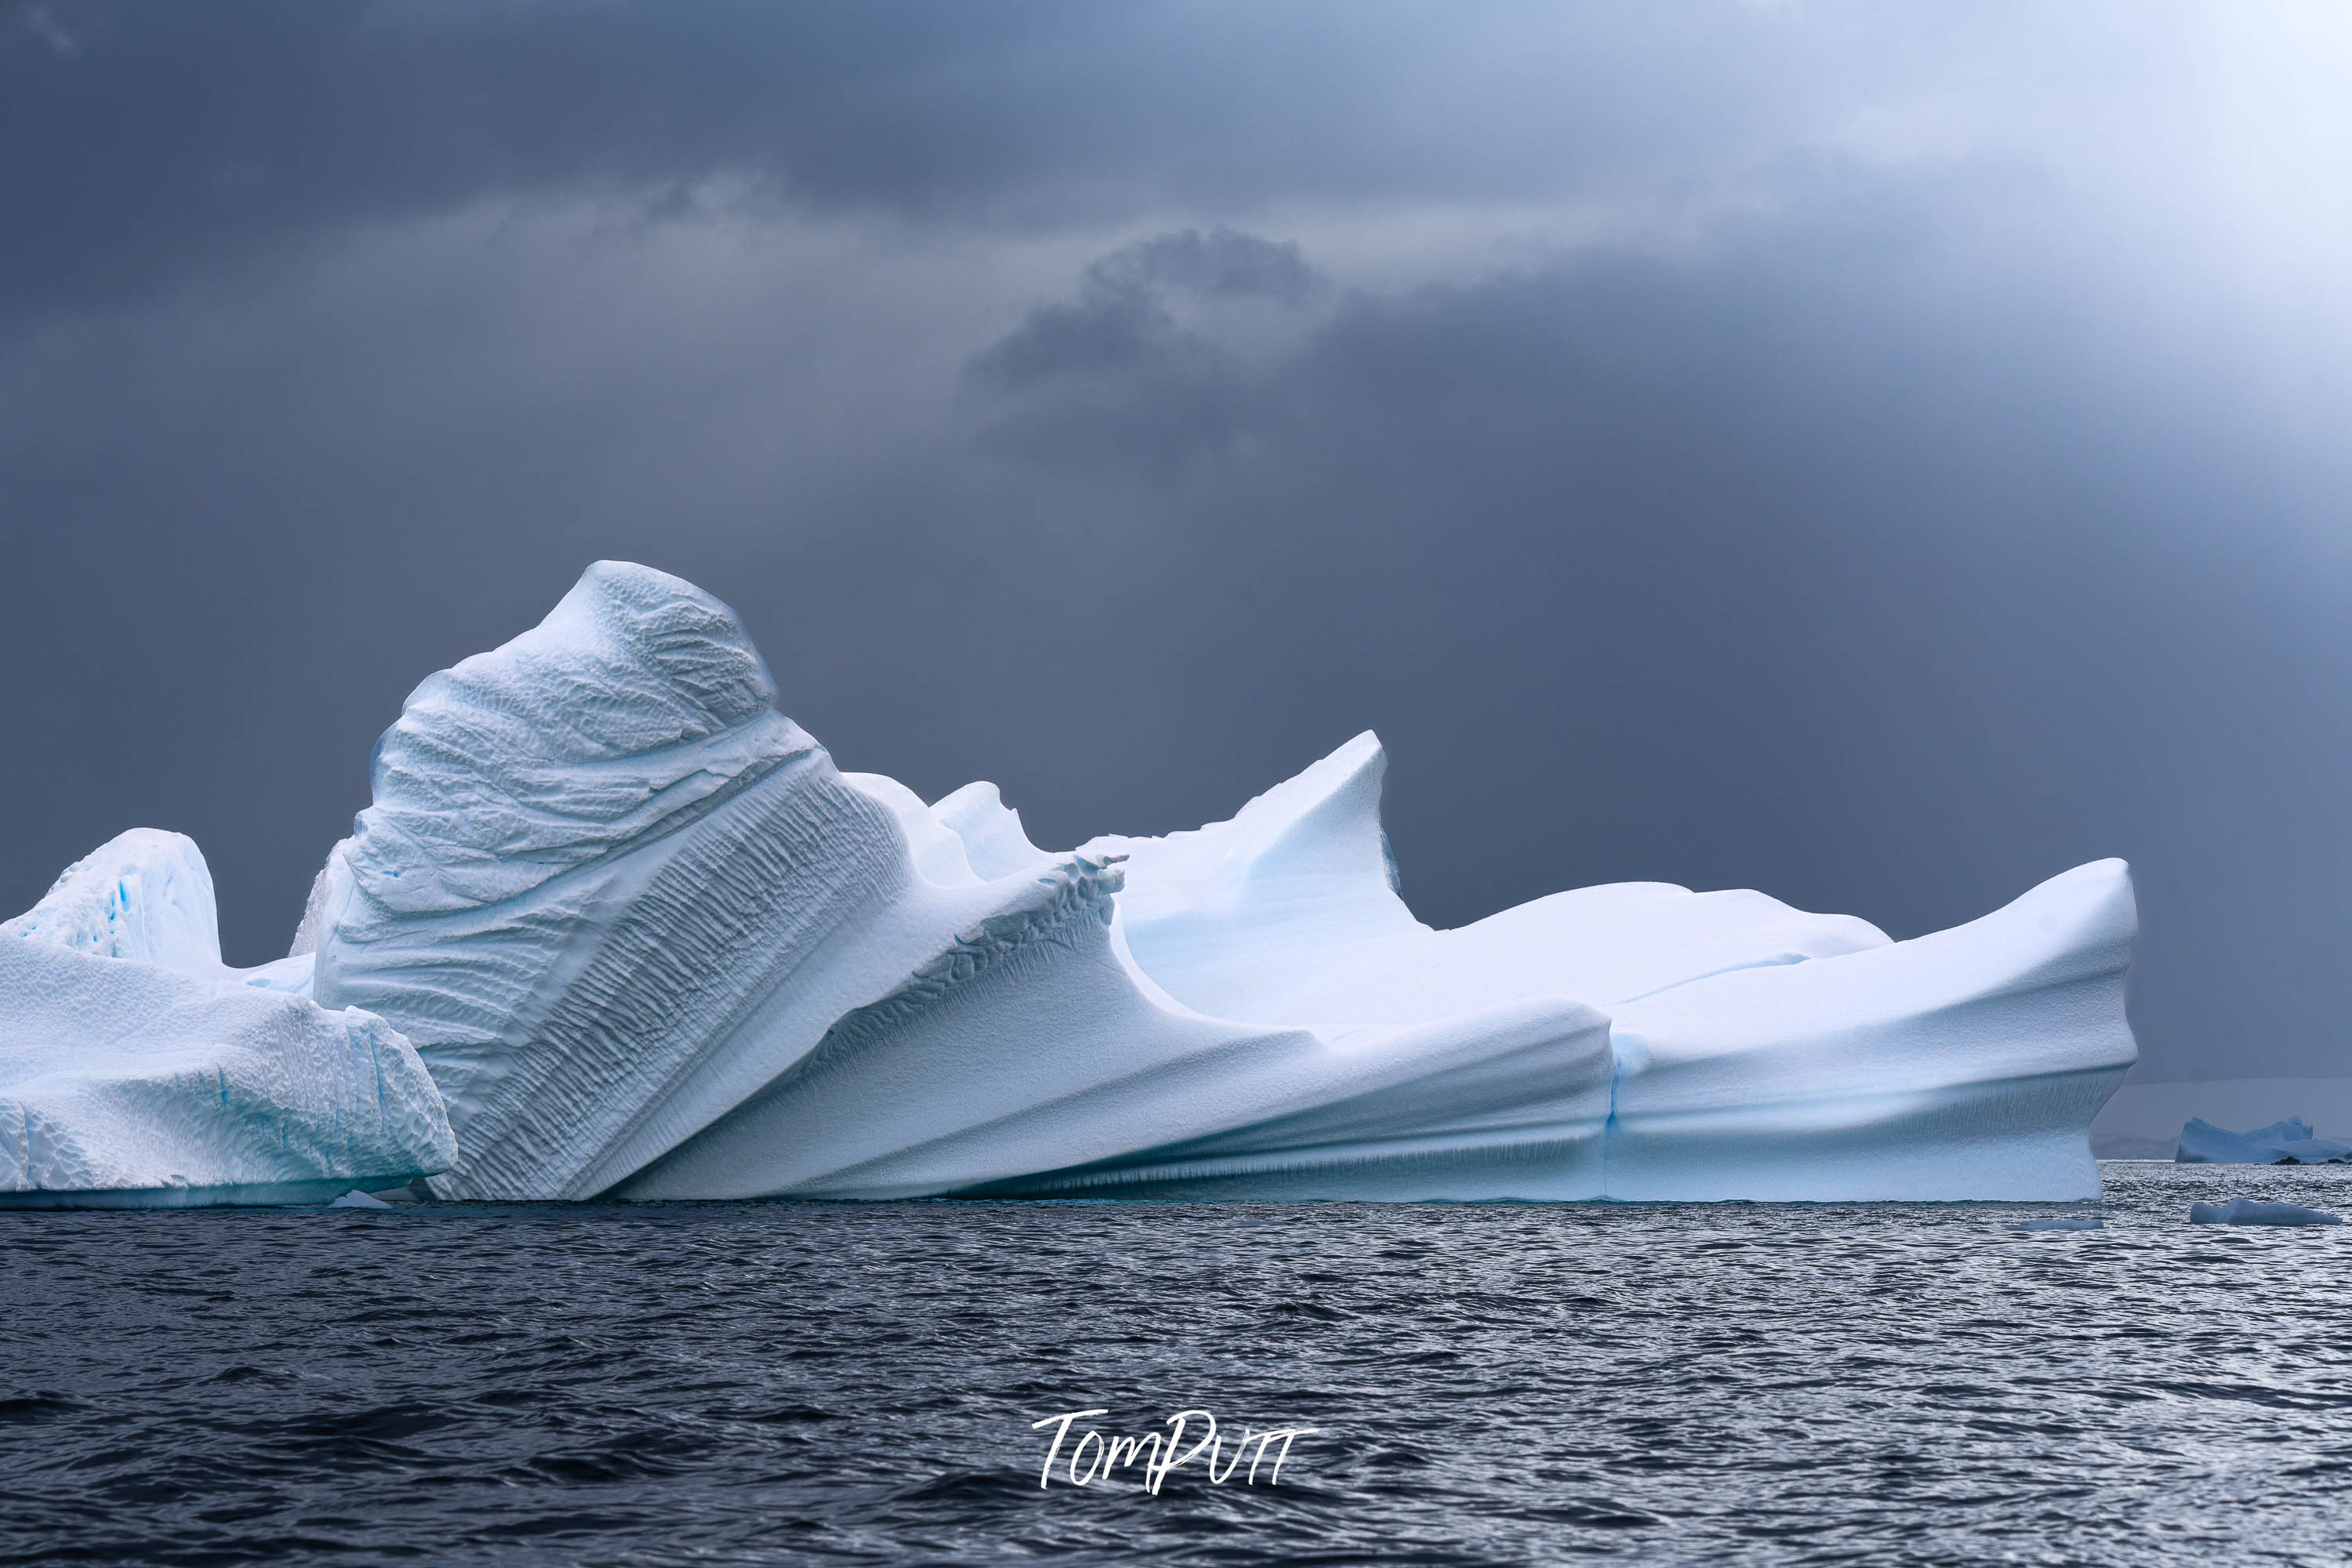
(2, 837, 453, 1207)
(309, 562, 946, 1198)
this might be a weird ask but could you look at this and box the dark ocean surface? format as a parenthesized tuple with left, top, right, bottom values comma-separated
(5, 1162, 2351, 1566)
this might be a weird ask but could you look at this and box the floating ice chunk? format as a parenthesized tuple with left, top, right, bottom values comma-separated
(327, 1189, 394, 1209)
(2015, 1216, 2103, 1231)
(0, 934, 452, 1208)
(5, 829, 223, 974)
(2188, 1197, 2343, 1226)
(2176, 1117, 2352, 1166)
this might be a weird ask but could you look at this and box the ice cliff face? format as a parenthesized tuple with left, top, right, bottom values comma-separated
(5, 559, 2140, 1205)
(2, 834, 452, 1207)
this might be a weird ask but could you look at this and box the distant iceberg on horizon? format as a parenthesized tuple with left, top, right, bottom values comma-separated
(5, 562, 2140, 1207)
(2176, 1116, 2351, 1166)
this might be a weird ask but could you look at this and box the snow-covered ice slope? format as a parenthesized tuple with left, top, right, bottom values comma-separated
(621, 855, 1617, 1201)
(1091, 735, 2136, 1201)
(4, 829, 224, 973)
(1602, 860, 2136, 1200)
(2, 835, 452, 1207)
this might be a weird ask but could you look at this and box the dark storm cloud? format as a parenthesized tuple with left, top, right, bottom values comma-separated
(971, 227, 1327, 470)
(940, 172, 2352, 1082)
(3, 2, 2349, 1091)
(1, 0, 1899, 326)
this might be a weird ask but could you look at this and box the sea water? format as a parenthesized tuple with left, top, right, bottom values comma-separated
(5, 1163, 2349, 1565)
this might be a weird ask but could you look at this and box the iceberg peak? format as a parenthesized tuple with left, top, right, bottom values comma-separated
(2, 831, 453, 1206)
(340, 561, 808, 919)
(4, 827, 224, 975)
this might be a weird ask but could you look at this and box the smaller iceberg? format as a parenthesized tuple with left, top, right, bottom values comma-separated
(3, 828, 224, 972)
(2188, 1197, 2343, 1227)
(2176, 1117, 2351, 1166)
(2, 831, 454, 1207)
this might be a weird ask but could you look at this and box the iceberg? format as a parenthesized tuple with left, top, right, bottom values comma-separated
(2188, 1197, 2343, 1226)
(307, 563, 1616, 1202)
(5, 560, 2139, 1205)
(2175, 1116, 2351, 1166)
(294, 561, 2135, 1203)
(2, 833, 453, 1208)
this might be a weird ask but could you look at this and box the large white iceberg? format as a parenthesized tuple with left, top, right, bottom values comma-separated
(2, 832, 453, 1207)
(291, 561, 2136, 1203)
(5, 561, 2139, 1205)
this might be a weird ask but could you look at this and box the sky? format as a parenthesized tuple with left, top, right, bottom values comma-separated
(4, 1, 2350, 1083)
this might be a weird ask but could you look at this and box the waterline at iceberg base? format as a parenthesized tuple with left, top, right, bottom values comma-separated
(4, 562, 2138, 1207)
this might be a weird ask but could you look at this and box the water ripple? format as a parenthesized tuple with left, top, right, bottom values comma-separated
(5, 1163, 2352, 1564)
